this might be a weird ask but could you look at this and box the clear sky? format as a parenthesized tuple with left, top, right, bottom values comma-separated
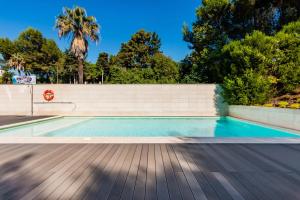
(0, 0, 200, 63)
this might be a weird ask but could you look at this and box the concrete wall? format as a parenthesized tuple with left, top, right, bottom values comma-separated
(229, 105, 300, 131)
(0, 85, 32, 115)
(0, 84, 227, 116)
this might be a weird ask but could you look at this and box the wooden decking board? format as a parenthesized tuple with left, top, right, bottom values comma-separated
(107, 145, 137, 200)
(160, 144, 182, 200)
(0, 144, 23, 155)
(0, 145, 73, 197)
(211, 172, 245, 200)
(186, 144, 222, 172)
(243, 144, 298, 172)
(0, 145, 76, 199)
(166, 144, 182, 172)
(70, 144, 117, 200)
(120, 144, 143, 200)
(0, 144, 41, 166)
(82, 145, 123, 199)
(155, 144, 170, 200)
(201, 144, 236, 172)
(215, 145, 262, 172)
(175, 171, 195, 200)
(173, 145, 207, 200)
(94, 145, 131, 200)
(265, 172, 300, 199)
(220, 173, 257, 200)
(45, 144, 103, 199)
(133, 144, 148, 200)
(0, 144, 300, 200)
(202, 172, 233, 200)
(144, 144, 157, 200)
(239, 172, 282, 200)
(0, 144, 65, 193)
(21, 144, 94, 200)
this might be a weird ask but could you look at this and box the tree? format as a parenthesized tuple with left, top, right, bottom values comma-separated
(96, 52, 110, 82)
(115, 30, 161, 68)
(151, 53, 179, 83)
(13, 28, 62, 82)
(7, 53, 26, 72)
(55, 6, 100, 84)
(222, 69, 274, 105)
(221, 21, 300, 105)
(181, 0, 300, 83)
(0, 38, 16, 60)
(59, 50, 79, 84)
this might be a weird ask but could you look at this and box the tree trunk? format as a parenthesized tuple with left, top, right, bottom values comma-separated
(78, 59, 84, 84)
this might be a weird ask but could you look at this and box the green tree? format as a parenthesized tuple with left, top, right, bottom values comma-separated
(151, 53, 179, 83)
(115, 30, 161, 68)
(222, 69, 274, 105)
(14, 28, 62, 82)
(59, 50, 79, 84)
(182, 0, 300, 83)
(221, 21, 300, 105)
(0, 38, 16, 60)
(55, 6, 100, 84)
(96, 52, 110, 82)
(7, 53, 26, 72)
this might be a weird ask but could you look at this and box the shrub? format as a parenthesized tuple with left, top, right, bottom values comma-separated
(263, 103, 273, 107)
(278, 101, 289, 108)
(222, 69, 274, 105)
(289, 103, 300, 109)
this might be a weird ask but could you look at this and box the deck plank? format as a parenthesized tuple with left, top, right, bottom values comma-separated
(107, 145, 137, 200)
(0, 144, 299, 200)
(145, 144, 157, 200)
(133, 144, 148, 200)
(120, 144, 143, 200)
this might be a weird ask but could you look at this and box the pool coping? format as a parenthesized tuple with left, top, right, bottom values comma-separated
(0, 116, 300, 144)
(1, 137, 300, 144)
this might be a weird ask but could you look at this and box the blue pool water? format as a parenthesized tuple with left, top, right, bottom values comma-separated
(0, 117, 299, 138)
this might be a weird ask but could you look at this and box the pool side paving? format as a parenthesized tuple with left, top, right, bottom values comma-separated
(0, 143, 300, 199)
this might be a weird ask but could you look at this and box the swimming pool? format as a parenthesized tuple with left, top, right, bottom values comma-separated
(0, 117, 299, 138)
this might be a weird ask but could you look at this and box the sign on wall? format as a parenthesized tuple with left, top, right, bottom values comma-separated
(12, 76, 36, 85)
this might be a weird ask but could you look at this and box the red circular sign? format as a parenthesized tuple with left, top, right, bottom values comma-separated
(43, 90, 55, 102)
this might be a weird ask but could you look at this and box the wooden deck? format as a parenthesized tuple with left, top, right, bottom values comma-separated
(0, 116, 51, 126)
(0, 144, 300, 200)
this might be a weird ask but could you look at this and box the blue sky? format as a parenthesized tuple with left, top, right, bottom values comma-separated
(0, 0, 200, 62)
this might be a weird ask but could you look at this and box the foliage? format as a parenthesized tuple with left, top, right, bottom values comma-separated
(278, 101, 289, 108)
(0, 38, 16, 60)
(222, 69, 274, 105)
(108, 30, 178, 84)
(95, 52, 110, 83)
(55, 6, 100, 84)
(221, 21, 300, 103)
(57, 50, 78, 84)
(114, 30, 161, 69)
(0, 67, 13, 84)
(181, 0, 300, 83)
(290, 103, 300, 109)
(0, 28, 62, 83)
(151, 53, 179, 83)
(7, 53, 26, 72)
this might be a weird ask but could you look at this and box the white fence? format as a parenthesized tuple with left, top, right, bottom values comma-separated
(229, 105, 300, 131)
(0, 84, 227, 116)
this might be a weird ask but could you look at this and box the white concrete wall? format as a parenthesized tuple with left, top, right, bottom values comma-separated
(0, 84, 227, 116)
(229, 105, 300, 131)
(0, 85, 32, 115)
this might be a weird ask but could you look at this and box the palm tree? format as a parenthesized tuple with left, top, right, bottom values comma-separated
(7, 53, 26, 72)
(55, 6, 100, 84)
